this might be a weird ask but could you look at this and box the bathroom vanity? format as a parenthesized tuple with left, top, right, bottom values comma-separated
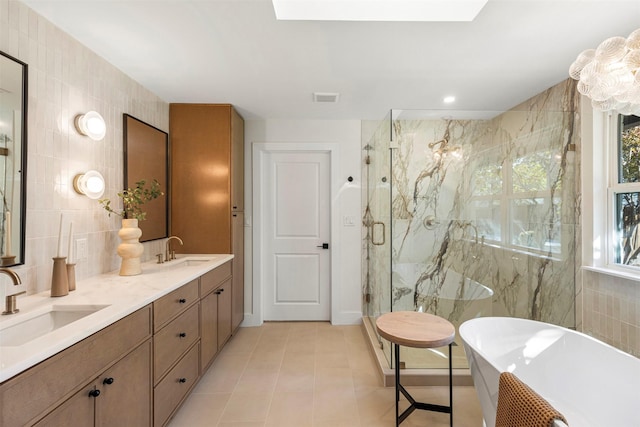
(0, 254, 234, 426)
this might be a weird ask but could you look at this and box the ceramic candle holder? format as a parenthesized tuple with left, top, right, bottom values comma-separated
(51, 256, 69, 297)
(66, 263, 76, 292)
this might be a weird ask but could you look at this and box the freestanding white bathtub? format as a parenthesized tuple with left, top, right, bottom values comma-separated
(460, 317, 640, 427)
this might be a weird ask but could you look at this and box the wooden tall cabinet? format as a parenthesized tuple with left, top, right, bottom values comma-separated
(170, 104, 244, 332)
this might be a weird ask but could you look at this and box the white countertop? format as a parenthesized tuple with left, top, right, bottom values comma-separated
(0, 254, 233, 383)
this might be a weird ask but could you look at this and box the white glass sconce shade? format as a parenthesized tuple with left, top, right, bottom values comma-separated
(75, 111, 106, 141)
(73, 170, 105, 199)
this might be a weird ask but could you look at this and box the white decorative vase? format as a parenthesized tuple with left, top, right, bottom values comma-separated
(117, 218, 144, 276)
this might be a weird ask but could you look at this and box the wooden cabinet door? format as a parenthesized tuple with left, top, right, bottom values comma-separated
(200, 290, 219, 372)
(231, 212, 244, 331)
(231, 108, 244, 212)
(170, 103, 232, 254)
(97, 340, 152, 427)
(35, 384, 95, 427)
(217, 278, 232, 350)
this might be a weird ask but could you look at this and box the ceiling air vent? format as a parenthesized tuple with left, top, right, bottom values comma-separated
(313, 92, 340, 103)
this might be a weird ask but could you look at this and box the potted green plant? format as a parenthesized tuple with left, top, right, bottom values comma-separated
(99, 179, 164, 276)
(99, 179, 163, 220)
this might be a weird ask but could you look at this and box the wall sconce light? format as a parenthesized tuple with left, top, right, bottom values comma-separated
(73, 170, 105, 199)
(75, 111, 106, 141)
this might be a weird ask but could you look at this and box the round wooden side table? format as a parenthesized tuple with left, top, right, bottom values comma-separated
(376, 311, 455, 427)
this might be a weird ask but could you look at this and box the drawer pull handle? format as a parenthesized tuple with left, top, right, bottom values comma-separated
(89, 389, 101, 398)
(103, 377, 114, 385)
(179, 298, 187, 304)
(179, 332, 187, 338)
(179, 378, 187, 383)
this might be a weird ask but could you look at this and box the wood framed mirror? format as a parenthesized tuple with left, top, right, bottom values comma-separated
(0, 50, 27, 266)
(123, 114, 168, 242)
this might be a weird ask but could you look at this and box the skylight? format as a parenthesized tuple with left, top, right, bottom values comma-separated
(272, 0, 488, 22)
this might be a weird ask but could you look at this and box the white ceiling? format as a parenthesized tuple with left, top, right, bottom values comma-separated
(20, 0, 640, 120)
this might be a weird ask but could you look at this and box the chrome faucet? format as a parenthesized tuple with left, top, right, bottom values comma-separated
(165, 236, 184, 262)
(1, 268, 24, 315)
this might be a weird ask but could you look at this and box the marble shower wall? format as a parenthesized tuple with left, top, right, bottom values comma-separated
(364, 79, 580, 329)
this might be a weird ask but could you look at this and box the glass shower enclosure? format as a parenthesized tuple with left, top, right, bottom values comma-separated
(363, 80, 581, 371)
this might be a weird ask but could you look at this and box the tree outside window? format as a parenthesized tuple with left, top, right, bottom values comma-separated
(615, 115, 640, 265)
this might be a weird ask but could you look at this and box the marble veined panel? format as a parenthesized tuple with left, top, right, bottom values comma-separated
(364, 79, 581, 330)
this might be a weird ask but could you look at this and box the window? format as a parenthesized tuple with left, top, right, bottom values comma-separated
(469, 132, 564, 256)
(612, 114, 640, 266)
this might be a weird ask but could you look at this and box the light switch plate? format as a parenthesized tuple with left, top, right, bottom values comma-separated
(76, 238, 88, 261)
(343, 215, 356, 226)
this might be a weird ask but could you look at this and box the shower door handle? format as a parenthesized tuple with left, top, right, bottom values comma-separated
(372, 222, 385, 246)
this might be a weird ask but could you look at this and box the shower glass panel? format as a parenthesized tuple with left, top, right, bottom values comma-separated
(363, 81, 580, 371)
(363, 112, 392, 332)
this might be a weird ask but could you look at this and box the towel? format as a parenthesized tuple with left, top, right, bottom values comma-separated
(495, 372, 568, 427)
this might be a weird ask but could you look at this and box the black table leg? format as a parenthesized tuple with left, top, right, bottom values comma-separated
(449, 343, 453, 427)
(395, 343, 400, 427)
(393, 343, 454, 426)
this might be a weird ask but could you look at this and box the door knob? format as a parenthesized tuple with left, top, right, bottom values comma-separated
(316, 243, 329, 249)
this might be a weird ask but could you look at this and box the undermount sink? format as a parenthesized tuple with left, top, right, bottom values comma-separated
(161, 257, 216, 268)
(0, 304, 110, 347)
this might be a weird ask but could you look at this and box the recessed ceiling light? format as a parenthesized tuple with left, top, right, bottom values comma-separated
(313, 92, 340, 103)
(443, 96, 456, 104)
(272, 0, 488, 22)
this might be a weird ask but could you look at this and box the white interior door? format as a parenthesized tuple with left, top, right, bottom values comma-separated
(263, 150, 331, 321)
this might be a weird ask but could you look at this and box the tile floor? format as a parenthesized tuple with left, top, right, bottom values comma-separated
(168, 322, 484, 427)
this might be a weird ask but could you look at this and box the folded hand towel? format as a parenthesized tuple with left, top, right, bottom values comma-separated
(495, 372, 568, 427)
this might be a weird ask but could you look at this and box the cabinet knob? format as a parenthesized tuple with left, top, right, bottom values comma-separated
(179, 332, 187, 338)
(179, 378, 187, 383)
(179, 298, 187, 304)
(103, 377, 114, 385)
(89, 389, 101, 398)
(219, 288, 224, 293)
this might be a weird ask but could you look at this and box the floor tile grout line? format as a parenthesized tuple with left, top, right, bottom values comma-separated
(215, 327, 265, 426)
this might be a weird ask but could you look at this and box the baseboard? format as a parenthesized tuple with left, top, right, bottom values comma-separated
(331, 311, 363, 325)
(239, 313, 262, 327)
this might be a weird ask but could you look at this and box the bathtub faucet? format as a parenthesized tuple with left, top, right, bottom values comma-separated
(455, 220, 479, 245)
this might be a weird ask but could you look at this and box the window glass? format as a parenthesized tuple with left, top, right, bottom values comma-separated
(618, 115, 640, 184)
(471, 199, 501, 241)
(471, 163, 502, 196)
(613, 114, 640, 267)
(510, 197, 561, 254)
(512, 150, 561, 193)
(614, 191, 640, 266)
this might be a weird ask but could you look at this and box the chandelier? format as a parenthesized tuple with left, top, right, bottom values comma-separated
(569, 29, 640, 115)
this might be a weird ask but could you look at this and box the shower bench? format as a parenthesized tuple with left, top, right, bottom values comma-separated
(375, 311, 455, 427)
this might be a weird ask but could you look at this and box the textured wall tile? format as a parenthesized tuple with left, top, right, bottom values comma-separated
(1, 0, 169, 295)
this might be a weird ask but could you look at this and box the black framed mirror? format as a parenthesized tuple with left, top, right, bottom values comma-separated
(0, 51, 27, 266)
(123, 114, 168, 242)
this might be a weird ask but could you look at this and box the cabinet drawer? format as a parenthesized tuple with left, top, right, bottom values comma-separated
(153, 279, 199, 331)
(0, 305, 152, 427)
(200, 261, 232, 297)
(154, 303, 200, 384)
(154, 343, 200, 427)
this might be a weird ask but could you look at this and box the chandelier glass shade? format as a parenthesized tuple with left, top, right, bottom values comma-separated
(569, 29, 640, 115)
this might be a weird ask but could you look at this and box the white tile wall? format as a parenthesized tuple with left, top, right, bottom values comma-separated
(1, 0, 169, 296)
